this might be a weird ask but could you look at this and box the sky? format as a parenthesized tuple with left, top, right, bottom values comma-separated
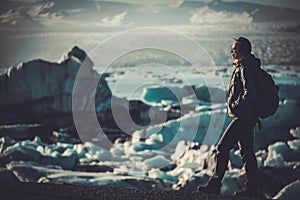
(0, 0, 299, 35)
(223, 0, 300, 10)
(0, 0, 299, 68)
(2, 0, 299, 10)
(101, 0, 300, 10)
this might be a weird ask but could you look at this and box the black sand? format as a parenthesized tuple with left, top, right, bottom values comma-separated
(0, 182, 265, 200)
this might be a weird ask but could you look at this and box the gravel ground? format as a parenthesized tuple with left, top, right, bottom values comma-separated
(0, 182, 267, 200)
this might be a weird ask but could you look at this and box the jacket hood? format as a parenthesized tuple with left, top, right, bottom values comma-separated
(240, 54, 261, 70)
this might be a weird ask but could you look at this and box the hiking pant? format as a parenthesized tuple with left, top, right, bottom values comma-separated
(212, 117, 258, 190)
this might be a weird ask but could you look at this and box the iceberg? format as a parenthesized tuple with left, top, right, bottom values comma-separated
(0, 46, 173, 143)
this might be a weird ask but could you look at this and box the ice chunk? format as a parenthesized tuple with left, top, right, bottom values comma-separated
(264, 142, 288, 167)
(181, 96, 199, 106)
(0, 137, 15, 155)
(265, 100, 300, 132)
(255, 149, 268, 168)
(6, 161, 63, 182)
(290, 127, 300, 139)
(193, 85, 226, 103)
(229, 149, 243, 169)
(130, 133, 165, 152)
(110, 145, 124, 157)
(287, 140, 300, 151)
(148, 168, 178, 184)
(273, 180, 300, 200)
(3, 142, 42, 161)
(264, 140, 300, 167)
(179, 168, 194, 181)
(113, 165, 130, 175)
(62, 148, 75, 157)
(221, 169, 246, 195)
(145, 133, 163, 145)
(73, 144, 88, 159)
(84, 142, 103, 154)
(58, 153, 77, 169)
(131, 105, 226, 153)
(170, 141, 188, 161)
(143, 155, 170, 170)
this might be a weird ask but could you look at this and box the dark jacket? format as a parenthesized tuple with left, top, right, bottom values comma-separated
(227, 54, 260, 118)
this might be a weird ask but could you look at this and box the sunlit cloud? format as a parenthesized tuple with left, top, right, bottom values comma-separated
(135, 0, 183, 13)
(65, 9, 84, 14)
(26, 1, 65, 20)
(102, 12, 127, 25)
(27, 1, 55, 17)
(189, 6, 253, 24)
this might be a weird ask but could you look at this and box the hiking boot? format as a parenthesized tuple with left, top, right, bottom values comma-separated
(234, 179, 258, 197)
(234, 188, 257, 197)
(197, 179, 221, 194)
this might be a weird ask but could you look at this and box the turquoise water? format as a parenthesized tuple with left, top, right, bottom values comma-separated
(108, 75, 300, 100)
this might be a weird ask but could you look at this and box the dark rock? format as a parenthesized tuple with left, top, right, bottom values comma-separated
(0, 124, 54, 143)
(75, 164, 114, 172)
(160, 164, 177, 172)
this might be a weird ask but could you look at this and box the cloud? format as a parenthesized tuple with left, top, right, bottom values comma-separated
(27, 1, 55, 17)
(135, 0, 184, 14)
(4, 0, 43, 3)
(64, 9, 84, 14)
(0, 9, 42, 28)
(168, 0, 184, 8)
(189, 6, 253, 24)
(102, 12, 127, 25)
(25, 1, 68, 21)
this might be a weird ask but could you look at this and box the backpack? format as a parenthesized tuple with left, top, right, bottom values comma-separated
(253, 67, 279, 119)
